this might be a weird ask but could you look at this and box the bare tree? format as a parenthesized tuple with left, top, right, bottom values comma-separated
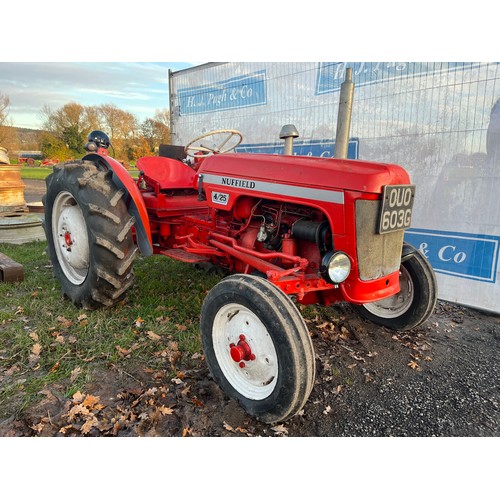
(0, 92, 18, 151)
(0, 92, 10, 127)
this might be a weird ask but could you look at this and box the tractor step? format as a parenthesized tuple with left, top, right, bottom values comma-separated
(0, 252, 24, 282)
(160, 249, 210, 264)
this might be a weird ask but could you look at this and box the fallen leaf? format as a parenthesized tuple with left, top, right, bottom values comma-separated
(81, 416, 98, 435)
(158, 406, 174, 415)
(176, 324, 188, 332)
(116, 345, 131, 356)
(70, 367, 82, 383)
(72, 391, 85, 403)
(339, 325, 350, 339)
(56, 316, 73, 328)
(59, 424, 74, 435)
(82, 394, 101, 409)
(67, 404, 90, 421)
(408, 360, 419, 370)
(271, 424, 288, 436)
(146, 330, 161, 341)
(317, 321, 334, 330)
(31, 343, 42, 356)
(223, 422, 234, 432)
(323, 405, 332, 415)
(5, 365, 20, 376)
(30, 422, 44, 434)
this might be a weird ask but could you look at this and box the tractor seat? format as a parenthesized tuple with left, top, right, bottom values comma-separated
(136, 156, 196, 191)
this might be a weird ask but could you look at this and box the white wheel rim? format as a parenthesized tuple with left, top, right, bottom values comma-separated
(363, 266, 414, 318)
(52, 191, 90, 285)
(212, 303, 278, 400)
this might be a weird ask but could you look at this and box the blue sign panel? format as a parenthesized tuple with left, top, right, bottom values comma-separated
(178, 70, 267, 115)
(405, 228, 500, 283)
(236, 138, 359, 159)
(316, 62, 484, 95)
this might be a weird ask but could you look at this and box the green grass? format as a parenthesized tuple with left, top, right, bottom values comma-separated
(20, 167, 53, 180)
(0, 241, 220, 419)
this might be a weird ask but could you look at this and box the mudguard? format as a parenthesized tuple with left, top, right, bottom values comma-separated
(83, 153, 153, 256)
(401, 242, 418, 262)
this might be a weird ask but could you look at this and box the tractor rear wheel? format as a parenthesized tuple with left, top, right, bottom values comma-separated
(354, 246, 437, 330)
(43, 160, 138, 309)
(200, 274, 315, 424)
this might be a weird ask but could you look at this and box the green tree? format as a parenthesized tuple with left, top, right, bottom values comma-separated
(40, 102, 90, 158)
(39, 131, 70, 160)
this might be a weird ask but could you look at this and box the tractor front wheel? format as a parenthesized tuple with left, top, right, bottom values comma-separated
(354, 246, 437, 330)
(200, 274, 315, 424)
(43, 160, 138, 309)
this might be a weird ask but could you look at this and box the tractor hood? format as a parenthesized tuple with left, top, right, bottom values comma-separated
(199, 153, 411, 194)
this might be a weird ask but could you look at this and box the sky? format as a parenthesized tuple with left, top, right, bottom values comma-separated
(0, 62, 197, 129)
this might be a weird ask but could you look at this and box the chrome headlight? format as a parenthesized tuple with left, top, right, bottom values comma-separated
(321, 251, 351, 284)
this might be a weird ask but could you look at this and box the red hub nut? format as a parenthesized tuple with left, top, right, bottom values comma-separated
(230, 335, 253, 363)
(64, 231, 73, 247)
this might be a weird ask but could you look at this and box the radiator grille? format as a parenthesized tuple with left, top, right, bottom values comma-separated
(356, 200, 404, 281)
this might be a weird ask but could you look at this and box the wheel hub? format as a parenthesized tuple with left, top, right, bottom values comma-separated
(64, 231, 73, 248)
(230, 335, 256, 367)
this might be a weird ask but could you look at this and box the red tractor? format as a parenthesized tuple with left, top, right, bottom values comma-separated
(43, 129, 437, 423)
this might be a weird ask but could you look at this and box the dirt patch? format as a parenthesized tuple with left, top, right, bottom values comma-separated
(1, 300, 498, 437)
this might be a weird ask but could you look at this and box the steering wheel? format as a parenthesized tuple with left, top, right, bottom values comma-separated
(184, 129, 243, 158)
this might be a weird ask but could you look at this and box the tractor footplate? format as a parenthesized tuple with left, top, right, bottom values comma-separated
(160, 248, 210, 264)
(0, 252, 24, 282)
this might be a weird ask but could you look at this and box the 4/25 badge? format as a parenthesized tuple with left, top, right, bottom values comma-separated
(211, 191, 229, 205)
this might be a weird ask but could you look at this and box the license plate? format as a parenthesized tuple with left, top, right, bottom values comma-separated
(378, 184, 416, 234)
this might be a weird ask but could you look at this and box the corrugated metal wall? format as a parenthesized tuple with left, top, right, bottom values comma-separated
(170, 62, 500, 313)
